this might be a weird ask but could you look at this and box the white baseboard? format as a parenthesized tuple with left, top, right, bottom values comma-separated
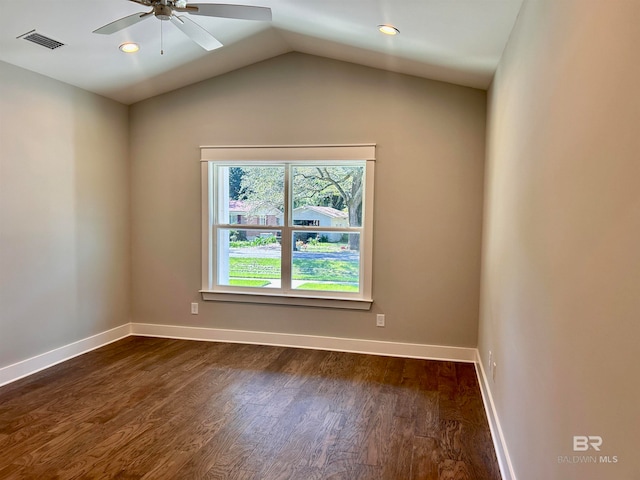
(130, 323, 478, 362)
(0, 323, 475, 387)
(0, 324, 131, 388)
(475, 350, 517, 480)
(0, 322, 513, 479)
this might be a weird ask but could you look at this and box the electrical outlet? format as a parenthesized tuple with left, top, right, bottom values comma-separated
(376, 314, 385, 327)
(191, 302, 199, 315)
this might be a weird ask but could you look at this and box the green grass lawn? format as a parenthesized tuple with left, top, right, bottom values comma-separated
(229, 257, 280, 279)
(292, 258, 359, 282)
(298, 243, 349, 253)
(229, 256, 359, 283)
(229, 279, 271, 287)
(296, 282, 359, 292)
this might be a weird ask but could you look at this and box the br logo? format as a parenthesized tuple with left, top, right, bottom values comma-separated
(573, 436, 603, 452)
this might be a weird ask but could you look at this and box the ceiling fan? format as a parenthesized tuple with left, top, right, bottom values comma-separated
(93, 0, 272, 51)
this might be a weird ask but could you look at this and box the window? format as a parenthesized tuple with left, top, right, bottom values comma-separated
(200, 145, 375, 309)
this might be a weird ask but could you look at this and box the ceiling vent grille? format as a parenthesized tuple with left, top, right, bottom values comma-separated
(17, 30, 65, 50)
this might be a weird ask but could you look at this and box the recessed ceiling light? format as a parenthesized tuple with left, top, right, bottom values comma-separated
(378, 24, 400, 36)
(119, 42, 139, 53)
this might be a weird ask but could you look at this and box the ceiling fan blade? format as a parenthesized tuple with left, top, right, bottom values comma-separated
(182, 4, 272, 21)
(93, 11, 153, 34)
(170, 15, 223, 51)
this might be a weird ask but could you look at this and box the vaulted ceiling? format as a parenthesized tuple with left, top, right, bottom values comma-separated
(0, 0, 523, 104)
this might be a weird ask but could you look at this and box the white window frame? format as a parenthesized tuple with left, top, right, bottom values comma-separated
(200, 144, 375, 310)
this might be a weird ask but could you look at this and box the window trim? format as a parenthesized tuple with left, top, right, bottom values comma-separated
(200, 144, 375, 310)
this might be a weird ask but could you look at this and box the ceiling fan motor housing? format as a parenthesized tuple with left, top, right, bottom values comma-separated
(155, 4, 173, 20)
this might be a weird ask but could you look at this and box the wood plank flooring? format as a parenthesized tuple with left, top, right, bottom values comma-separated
(0, 337, 501, 479)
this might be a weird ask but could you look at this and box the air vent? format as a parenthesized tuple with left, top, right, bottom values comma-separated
(17, 30, 65, 50)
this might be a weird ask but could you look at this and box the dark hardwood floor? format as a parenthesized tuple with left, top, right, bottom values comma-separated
(0, 337, 501, 479)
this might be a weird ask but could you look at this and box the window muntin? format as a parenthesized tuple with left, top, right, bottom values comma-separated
(201, 145, 375, 308)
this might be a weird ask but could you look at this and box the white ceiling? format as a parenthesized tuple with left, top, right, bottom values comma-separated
(0, 0, 523, 105)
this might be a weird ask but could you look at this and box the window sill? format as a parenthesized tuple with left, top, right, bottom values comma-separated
(200, 290, 373, 310)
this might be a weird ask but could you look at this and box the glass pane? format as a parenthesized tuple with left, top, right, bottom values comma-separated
(292, 231, 360, 293)
(217, 229, 281, 288)
(217, 166, 284, 226)
(291, 165, 364, 227)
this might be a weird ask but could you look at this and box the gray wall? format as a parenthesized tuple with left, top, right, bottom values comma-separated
(480, 1, 640, 478)
(130, 53, 486, 347)
(0, 61, 130, 367)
